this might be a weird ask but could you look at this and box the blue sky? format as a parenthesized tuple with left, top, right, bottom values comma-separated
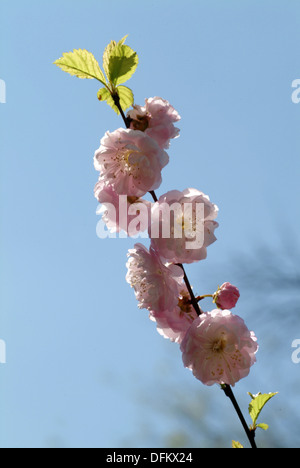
(1, 0, 300, 448)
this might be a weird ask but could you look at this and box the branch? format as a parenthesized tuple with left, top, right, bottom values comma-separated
(222, 384, 257, 449)
(112, 92, 131, 129)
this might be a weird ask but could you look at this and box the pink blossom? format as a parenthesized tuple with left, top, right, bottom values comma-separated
(149, 188, 219, 264)
(180, 309, 258, 387)
(94, 128, 169, 197)
(150, 285, 199, 343)
(214, 282, 240, 310)
(127, 97, 181, 149)
(126, 243, 184, 311)
(94, 178, 152, 235)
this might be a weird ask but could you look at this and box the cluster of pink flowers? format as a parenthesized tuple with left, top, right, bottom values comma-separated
(94, 96, 258, 387)
(94, 97, 180, 236)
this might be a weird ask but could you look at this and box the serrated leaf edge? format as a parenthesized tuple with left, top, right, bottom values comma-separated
(54, 49, 106, 85)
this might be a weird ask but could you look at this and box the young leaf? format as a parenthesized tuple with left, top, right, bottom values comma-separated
(102, 36, 127, 81)
(232, 440, 244, 448)
(97, 87, 118, 113)
(118, 35, 128, 45)
(108, 44, 138, 85)
(97, 87, 111, 101)
(248, 392, 278, 426)
(256, 423, 269, 431)
(103, 36, 138, 86)
(54, 49, 106, 84)
(116, 85, 134, 111)
(103, 40, 118, 79)
(97, 85, 134, 115)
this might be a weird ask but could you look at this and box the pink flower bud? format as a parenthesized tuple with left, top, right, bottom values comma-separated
(214, 282, 240, 310)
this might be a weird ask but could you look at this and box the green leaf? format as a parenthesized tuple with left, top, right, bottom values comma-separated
(116, 85, 134, 111)
(256, 423, 269, 431)
(102, 36, 127, 80)
(119, 35, 128, 45)
(232, 440, 244, 448)
(248, 392, 278, 426)
(97, 86, 111, 101)
(103, 36, 138, 86)
(97, 87, 117, 113)
(54, 49, 106, 84)
(108, 44, 138, 85)
(103, 40, 118, 79)
(97, 85, 134, 115)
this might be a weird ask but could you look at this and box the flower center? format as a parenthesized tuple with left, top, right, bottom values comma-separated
(123, 149, 139, 166)
(130, 115, 150, 132)
(174, 206, 198, 237)
(127, 196, 140, 205)
(212, 335, 227, 353)
(178, 290, 193, 318)
(116, 147, 144, 179)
